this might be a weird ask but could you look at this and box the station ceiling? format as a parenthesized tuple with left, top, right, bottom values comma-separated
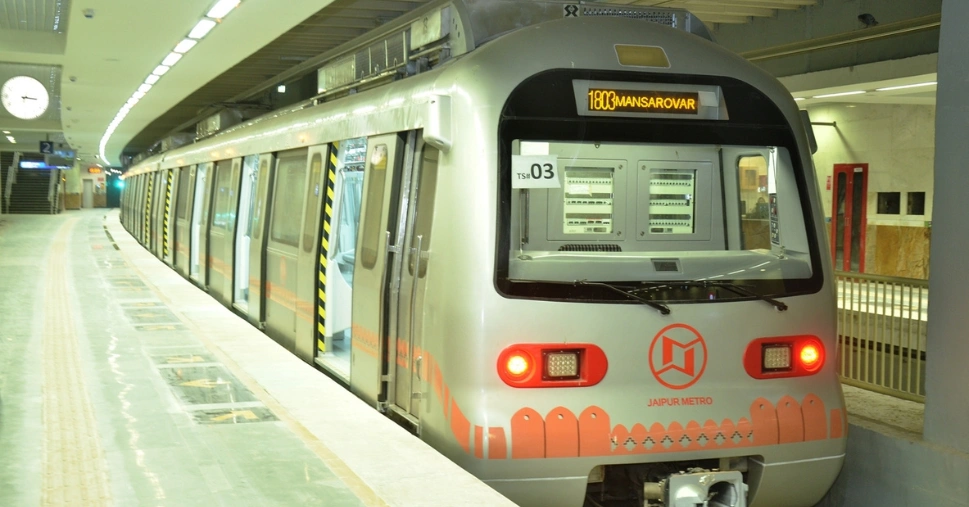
(0, 0, 943, 168)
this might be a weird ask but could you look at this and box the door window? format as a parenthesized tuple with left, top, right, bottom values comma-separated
(270, 151, 309, 247)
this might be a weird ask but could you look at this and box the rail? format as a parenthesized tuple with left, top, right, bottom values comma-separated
(835, 271, 928, 403)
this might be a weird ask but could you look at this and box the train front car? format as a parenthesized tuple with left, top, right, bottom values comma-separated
(421, 6, 845, 507)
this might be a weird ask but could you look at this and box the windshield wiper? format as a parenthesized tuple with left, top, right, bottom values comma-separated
(633, 280, 788, 312)
(704, 281, 788, 311)
(575, 280, 671, 315)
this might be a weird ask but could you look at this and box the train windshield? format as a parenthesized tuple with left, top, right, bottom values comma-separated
(499, 139, 820, 303)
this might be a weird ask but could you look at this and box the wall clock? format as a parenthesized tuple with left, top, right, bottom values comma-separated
(1, 76, 50, 120)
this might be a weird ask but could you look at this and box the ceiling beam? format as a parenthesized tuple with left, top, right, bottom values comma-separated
(0, 118, 62, 132)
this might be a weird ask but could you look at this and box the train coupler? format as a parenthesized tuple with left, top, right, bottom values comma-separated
(644, 468, 747, 507)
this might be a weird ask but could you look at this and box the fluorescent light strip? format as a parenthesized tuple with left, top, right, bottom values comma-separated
(189, 18, 217, 39)
(99, 2, 242, 163)
(173, 39, 198, 53)
(162, 52, 183, 66)
(812, 90, 866, 99)
(207, 0, 240, 19)
(875, 81, 937, 92)
(793, 97, 805, 101)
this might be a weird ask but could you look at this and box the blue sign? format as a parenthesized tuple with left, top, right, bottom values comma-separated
(20, 160, 69, 170)
(39, 141, 54, 154)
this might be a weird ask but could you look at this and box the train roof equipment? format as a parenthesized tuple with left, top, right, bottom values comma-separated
(188, 1, 713, 143)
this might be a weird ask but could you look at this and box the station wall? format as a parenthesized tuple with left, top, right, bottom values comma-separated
(807, 102, 934, 279)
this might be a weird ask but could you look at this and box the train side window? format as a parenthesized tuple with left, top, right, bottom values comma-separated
(360, 144, 389, 269)
(252, 158, 269, 242)
(409, 146, 439, 277)
(175, 167, 190, 219)
(212, 160, 233, 230)
(270, 150, 309, 247)
(302, 153, 324, 252)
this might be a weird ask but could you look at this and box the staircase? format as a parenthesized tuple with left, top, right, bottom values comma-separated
(0, 151, 11, 213)
(8, 169, 57, 214)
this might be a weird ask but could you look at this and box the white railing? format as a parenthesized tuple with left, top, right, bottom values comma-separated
(835, 271, 928, 403)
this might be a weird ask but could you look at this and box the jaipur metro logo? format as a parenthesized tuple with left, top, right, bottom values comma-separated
(648, 323, 708, 389)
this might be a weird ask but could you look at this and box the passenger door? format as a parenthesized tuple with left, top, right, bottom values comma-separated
(175, 166, 195, 277)
(233, 155, 260, 313)
(295, 146, 329, 363)
(190, 162, 212, 285)
(264, 149, 309, 352)
(315, 137, 367, 383)
(392, 139, 439, 420)
(350, 133, 405, 406)
(245, 154, 275, 327)
(163, 168, 176, 266)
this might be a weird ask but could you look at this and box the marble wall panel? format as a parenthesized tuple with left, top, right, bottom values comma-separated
(866, 224, 931, 279)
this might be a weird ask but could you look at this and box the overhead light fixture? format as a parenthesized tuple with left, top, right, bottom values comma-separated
(875, 81, 937, 92)
(793, 97, 805, 101)
(277, 84, 286, 93)
(812, 90, 866, 99)
(2, 130, 9, 134)
(6, 136, 16, 143)
(162, 52, 183, 66)
(100, 2, 243, 165)
(207, 0, 240, 19)
(173, 38, 198, 53)
(188, 18, 217, 39)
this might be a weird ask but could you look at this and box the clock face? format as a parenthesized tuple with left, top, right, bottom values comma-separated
(1, 76, 50, 120)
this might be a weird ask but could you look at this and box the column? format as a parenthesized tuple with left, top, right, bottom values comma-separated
(923, 0, 969, 452)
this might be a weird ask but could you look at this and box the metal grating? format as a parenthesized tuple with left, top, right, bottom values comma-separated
(558, 244, 622, 252)
(582, 7, 676, 27)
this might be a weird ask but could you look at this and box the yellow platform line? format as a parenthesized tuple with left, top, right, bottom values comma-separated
(42, 218, 113, 506)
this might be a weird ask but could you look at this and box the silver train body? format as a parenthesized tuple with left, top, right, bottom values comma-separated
(121, 2, 845, 506)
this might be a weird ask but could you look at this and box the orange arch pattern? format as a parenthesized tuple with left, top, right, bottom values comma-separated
(380, 335, 843, 460)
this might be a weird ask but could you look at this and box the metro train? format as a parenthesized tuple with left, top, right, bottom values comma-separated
(120, 1, 846, 506)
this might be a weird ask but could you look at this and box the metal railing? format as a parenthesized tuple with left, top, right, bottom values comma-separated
(835, 271, 928, 403)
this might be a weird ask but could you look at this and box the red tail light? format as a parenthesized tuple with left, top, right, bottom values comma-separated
(799, 343, 822, 371)
(744, 336, 825, 379)
(497, 344, 608, 388)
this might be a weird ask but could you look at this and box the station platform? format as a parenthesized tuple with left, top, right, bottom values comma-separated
(0, 209, 516, 507)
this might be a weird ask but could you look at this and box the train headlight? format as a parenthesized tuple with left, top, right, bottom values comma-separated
(762, 344, 792, 371)
(545, 351, 580, 379)
(744, 336, 825, 379)
(498, 344, 607, 388)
